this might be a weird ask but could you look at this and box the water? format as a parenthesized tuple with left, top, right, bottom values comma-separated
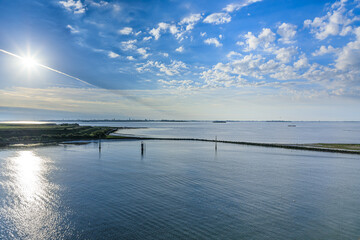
(66, 121, 360, 144)
(1, 140, 360, 239)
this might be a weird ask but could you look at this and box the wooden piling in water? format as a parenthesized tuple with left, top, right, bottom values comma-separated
(141, 141, 145, 155)
(215, 136, 217, 151)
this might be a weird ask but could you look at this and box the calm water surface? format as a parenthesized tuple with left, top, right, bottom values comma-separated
(68, 121, 360, 144)
(1, 140, 360, 239)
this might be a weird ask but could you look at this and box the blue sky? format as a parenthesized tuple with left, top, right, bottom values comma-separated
(0, 0, 359, 120)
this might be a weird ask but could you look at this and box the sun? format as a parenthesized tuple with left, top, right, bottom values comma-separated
(21, 56, 38, 70)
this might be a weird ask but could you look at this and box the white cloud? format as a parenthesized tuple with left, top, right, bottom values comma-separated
(340, 25, 353, 36)
(118, 27, 133, 35)
(244, 32, 259, 50)
(200, 52, 303, 88)
(274, 47, 297, 63)
(312, 45, 339, 56)
(180, 13, 202, 31)
(223, 0, 263, 12)
(244, 28, 276, 50)
(203, 12, 231, 25)
(198, 44, 360, 95)
(149, 22, 178, 40)
(59, 0, 86, 14)
(200, 32, 207, 37)
(162, 52, 169, 57)
(204, 38, 222, 47)
(268, 65, 300, 81)
(143, 36, 152, 41)
(66, 24, 80, 34)
(293, 54, 309, 69)
(277, 23, 297, 44)
(335, 27, 360, 70)
(201, 65, 242, 88)
(160, 60, 188, 76)
(147, 14, 200, 42)
(180, 13, 202, 25)
(226, 54, 266, 79)
(120, 39, 137, 51)
(258, 59, 280, 72)
(227, 51, 242, 58)
(127, 56, 135, 61)
(137, 60, 187, 76)
(304, 0, 359, 40)
(108, 51, 120, 58)
(173, 13, 203, 41)
(176, 46, 184, 52)
(169, 25, 179, 35)
(120, 39, 150, 59)
(136, 61, 153, 73)
(149, 23, 168, 40)
(201, 53, 310, 89)
(137, 48, 150, 59)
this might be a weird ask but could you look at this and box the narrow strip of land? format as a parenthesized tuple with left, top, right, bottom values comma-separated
(0, 123, 118, 146)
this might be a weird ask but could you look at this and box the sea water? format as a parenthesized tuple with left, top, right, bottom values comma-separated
(1, 140, 359, 239)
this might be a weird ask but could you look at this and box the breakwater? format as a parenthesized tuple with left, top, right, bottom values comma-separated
(110, 135, 360, 155)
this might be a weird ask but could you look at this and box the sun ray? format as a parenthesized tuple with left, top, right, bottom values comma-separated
(0, 48, 165, 112)
(0, 48, 96, 88)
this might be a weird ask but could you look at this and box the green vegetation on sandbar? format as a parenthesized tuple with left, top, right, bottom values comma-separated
(309, 143, 360, 151)
(0, 123, 117, 146)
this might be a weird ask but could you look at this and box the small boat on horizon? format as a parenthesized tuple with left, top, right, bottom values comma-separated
(288, 124, 296, 127)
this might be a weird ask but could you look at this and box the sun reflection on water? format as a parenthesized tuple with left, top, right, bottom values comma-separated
(0, 150, 73, 239)
(12, 151, 43, 201)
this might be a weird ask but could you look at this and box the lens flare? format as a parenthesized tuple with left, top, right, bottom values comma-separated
(22, 56, 38, 70)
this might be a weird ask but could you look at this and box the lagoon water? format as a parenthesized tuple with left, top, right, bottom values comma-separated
(73, 121, 360, 144)
(1, 139, 360, 239)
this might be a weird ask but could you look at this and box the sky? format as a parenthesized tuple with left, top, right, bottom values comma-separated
(0, 0, 359, 120)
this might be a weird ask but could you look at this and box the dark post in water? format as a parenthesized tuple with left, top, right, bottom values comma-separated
(141, 141, 145, 155)
(215, 136, 217, 151)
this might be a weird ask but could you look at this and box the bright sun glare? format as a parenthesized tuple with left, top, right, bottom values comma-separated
(22, 56, 38, 69)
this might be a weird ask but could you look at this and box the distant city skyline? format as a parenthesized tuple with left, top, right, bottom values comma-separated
(0, 0, 359, 120)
